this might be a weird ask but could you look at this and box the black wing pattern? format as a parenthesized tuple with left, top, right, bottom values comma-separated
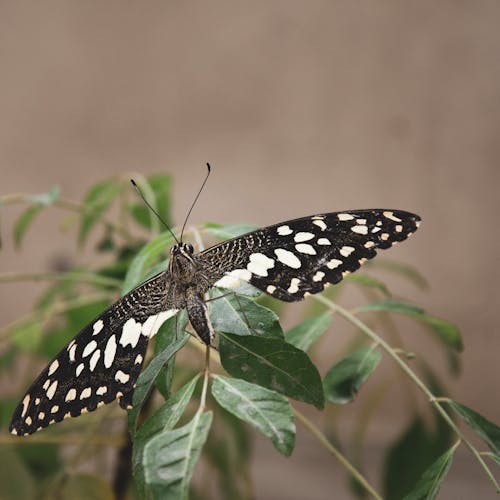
(199, 209, 420, 301)
(9, 272, 177, 436)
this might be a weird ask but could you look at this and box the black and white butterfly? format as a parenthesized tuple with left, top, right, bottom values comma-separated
(9, 207, 420, 436)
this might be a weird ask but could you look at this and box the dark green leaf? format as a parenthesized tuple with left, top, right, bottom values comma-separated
(323, 347, 381, 404)
(142, 411, 213, 500)
(14, 205, 43, 249)
(129, 174, 171, 230)
(219, 333, 324, 409)
(286, 312, 332, 351)
(210, 290, 283, 338)
(16, 443, 60, 480)
(344, 273, 391, 297)
(128, 333, 188, 434)
(355, 300, 463, 351)
(446, 400, 500, 456)
(122, 232, 175, 294)
(403, 444, 457, 500)
(79, 179, 124, 246)
(203, 222, 259, 240)
(212, 375, 295, 456)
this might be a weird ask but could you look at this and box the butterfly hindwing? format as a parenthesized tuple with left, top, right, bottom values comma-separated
(9, 272, 177, 436)
(200, 209, 420, 301)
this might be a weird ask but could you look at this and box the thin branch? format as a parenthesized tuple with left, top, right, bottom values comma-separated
(294, 408, 383, 500)
(0, 271, 122, 289)
(314, 294, 500, 493)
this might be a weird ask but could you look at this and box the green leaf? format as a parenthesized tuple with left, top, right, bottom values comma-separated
(446, 400, 500, 456)
(16, 442, 61, 480)
(344, 273, 391, 297)
(129, 174, 172, 230)
(132, 376, 200, 496)
(212, 375, 295, 456)
(355, 300, 463, 351)
(403, 444, 457, 500)
(10, 320, 42, 352)
(209, 290, 283, 338)
(142, 411, 213, 500)
(14, 205, 43, 249)
(219, 333, 324, 409)
(323, 347, 381, 404)
(371, 259, 429, 290)
(286, 312, 332, 351)
(79, 179, 124, 246)
(203, 222, 259, 240)
(128, 333, 188, 434)
(122, 231, 175, 294)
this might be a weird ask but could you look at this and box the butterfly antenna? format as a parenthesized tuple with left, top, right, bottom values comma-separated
(180, 163, 212, 242)
(130, 179, 180, 244)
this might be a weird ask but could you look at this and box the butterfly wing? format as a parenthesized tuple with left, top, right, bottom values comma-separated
(199, 209, 420, 301)
(9, 272, 178, 436)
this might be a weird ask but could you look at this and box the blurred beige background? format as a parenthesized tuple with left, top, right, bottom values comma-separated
(1, 2, 499, 499)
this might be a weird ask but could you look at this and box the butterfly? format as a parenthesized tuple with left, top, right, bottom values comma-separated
(9, 207, 420, 435)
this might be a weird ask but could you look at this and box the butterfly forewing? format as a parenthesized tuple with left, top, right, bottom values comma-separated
(200, 209, 420, 301)
(9, 273, 177, 436)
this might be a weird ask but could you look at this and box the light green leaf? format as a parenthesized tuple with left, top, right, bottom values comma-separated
(128, 334, 188, 434)
(122, 232, 175, 294)
(79, 180, 124, 246)
(203, 222, 259, 240)
(10, 320, 42, 352)
(209, 290, 283, 338)
(344, 273, 391, 297)
(446, 400, 500, 456)
(219, 333, 324, 409)
(286, 312, 332, 352)
(371, 259, 429, 290)
(14, 205, 43, 249)
(323, 347, 381, 404)
(403, 444, 457, 500)
(355, 300, 463, 351)
(212, 375, 295, 456)
(24, 185, 60, 206)
(142, 411, 213, 500)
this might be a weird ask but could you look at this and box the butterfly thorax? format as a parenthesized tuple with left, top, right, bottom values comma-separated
(169, 242, 214, 344)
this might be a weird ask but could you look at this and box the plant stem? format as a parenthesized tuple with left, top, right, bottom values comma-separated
(293, 408, 382, 500)
(0, 434, 125, 447)
(315, 294, 500, 493)
(0, 271, 122, 289)
(197, 346, 210, 413)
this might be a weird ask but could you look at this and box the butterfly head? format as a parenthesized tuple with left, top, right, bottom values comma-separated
(169, 242, 196, 279)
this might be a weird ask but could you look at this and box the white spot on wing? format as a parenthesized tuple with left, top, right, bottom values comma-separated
(48, 360, 59, 376)
(89, 349, 101, 371)
(277, 225, 293, 236)
(364, 241, 375, 248)
(313, 271, 325, 282)
(395, 225, 403, 232)
(266, 285, 276, 294)
(317, 238, 331, 245)
(383, 211, 402, 222)
(120, 318, 142, 348)
(96, 386, 107, 396)
(327, 259, 343, 269)
(214, 268, 252, 289)
(247, 252, 275, 277)
(51, 405, 59, 414)
(69, 344, 77, 362)
(295, 243, 317, 255)
(287, 278, 301, 294)
(92, 319, 104, 335)
(115, 370, 130, 384)
(43, 380, 50, 391)
(76, 363, 84, 377)
(80, 388, 91, 399)
(65, 388, 77, 402)
(82, 340, 97, 358)
(338, 213, 354, 221)
(142, 309, 178, 338)
(25, 416, 32, 426)
(351, 225, 368, 235)
(340, 246, 355, 257)
(274, 248, 301, 268)
(104, 335, 117, 368)
(21, 395, 30, 418)
(313, 219, 327, 231)
(46, 380, 58, 400)
(135, 354, 143, 365)
(294, 232, 315, 242)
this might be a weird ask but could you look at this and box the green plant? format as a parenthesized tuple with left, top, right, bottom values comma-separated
(1, 174, 498, 500)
